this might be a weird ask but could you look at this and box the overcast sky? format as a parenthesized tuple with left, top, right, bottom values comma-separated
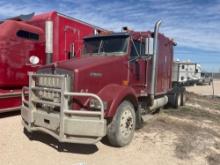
(0, 0, 219, 72)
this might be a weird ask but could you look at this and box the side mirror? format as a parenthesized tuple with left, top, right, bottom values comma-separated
(145, 37, 154, 55)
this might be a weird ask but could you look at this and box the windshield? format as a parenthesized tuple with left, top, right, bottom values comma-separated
(84, 36, 128, 56)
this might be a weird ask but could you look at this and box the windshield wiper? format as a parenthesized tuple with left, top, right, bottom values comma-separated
(128, 56, 140, 62)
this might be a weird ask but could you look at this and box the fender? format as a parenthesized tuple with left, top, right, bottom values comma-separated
(97, 84, 138, 118)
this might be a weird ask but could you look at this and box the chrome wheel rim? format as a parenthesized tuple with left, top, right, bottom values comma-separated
(119, 108, 134, 138)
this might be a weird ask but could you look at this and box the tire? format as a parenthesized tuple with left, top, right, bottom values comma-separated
(107, 101, 136, 147)
(57, 143, 63, 152)
(135, 108, 143, 129)
(152, 108, 161, 114)
(181, 91, 186, 106)
(174, 92, 181, 109)
(23, 128, 33, 140)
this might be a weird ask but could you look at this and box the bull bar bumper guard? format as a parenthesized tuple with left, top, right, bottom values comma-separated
(21, 72, 106, 144)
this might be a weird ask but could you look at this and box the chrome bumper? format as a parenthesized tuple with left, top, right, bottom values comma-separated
(21, 72, 106, 144)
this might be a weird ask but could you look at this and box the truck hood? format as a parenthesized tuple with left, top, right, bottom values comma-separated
(55, 55, 125, 71)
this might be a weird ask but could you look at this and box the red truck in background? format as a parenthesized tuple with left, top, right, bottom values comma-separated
(0, 11, 105, 113)
(21, 21, 186, 148)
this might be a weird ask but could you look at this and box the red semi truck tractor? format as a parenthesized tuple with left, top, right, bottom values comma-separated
(21, 21, 185, 147)
(0, 11, 105, 113)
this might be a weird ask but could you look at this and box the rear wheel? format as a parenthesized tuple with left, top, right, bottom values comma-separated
(174, 92, 181, 109)
(181, 91, 186, 106)
(107, 101, 136, 147)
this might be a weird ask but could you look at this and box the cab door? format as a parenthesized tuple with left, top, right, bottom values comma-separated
(129, 40, 147, 94)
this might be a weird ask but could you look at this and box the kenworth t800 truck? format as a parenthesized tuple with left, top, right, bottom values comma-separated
(21, 21, 185, 147)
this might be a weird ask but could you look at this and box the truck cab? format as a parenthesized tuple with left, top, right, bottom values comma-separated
(21, 21, 181, 147)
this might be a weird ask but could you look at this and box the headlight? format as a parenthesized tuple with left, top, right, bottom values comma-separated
(89, 98, 101, 109)
(89, 98, 107, 110)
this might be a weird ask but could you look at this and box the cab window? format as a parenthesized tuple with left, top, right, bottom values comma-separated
(130, 40, 145, 59)
(16, 30, 39, 41)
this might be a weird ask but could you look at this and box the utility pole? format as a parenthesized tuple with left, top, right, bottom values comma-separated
(212, 72, 215, 98)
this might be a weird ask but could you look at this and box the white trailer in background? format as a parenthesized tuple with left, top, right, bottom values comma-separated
(198, 72, 213, 85)
(172, 61, 201, 85)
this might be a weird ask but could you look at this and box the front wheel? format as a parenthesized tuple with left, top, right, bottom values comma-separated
(107, 101, 136, 147)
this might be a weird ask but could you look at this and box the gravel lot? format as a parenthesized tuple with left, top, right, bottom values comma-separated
(0, 112, 184, 165)
(186, 79, 220, 96)
(0, 82, 220, 165)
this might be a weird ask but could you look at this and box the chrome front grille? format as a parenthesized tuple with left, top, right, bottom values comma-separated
(30, 73, 71, 107)
(36, 75, 62, 88)
(37, 89, 61, 103)
(35, 75, 62, 103)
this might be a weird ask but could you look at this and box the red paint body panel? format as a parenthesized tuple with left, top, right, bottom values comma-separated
(0, 11, 105, 112)
(151, 34, 173, 95)
(0, 20, 44, 87)
(97, 84, 138, 117)
(57, 55, 128, 94)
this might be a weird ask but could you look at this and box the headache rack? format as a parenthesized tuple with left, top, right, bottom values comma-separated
(21, 72, 106, 144)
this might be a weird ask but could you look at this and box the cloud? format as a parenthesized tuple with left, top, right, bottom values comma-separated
(0, 1, 53, 18)
(0, 0, 219, 71)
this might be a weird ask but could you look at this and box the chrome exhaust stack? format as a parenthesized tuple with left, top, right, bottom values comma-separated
(45, 20, 53, 64)
(149, 20, 162, 105)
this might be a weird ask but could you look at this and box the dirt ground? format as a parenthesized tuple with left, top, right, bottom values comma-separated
(186, 79, 220, 97)
(0, 84, 220, 165)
